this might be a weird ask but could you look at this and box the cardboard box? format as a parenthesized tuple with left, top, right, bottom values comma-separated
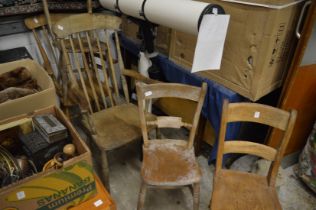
(0, 106, 96, 210)
(121, 15, 171, 55)
(70, 175, 116, 210)
(0, 59, 57, 121)
(169, 0, 304, 101)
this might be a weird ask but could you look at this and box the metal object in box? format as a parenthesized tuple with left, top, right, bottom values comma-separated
(33, 114, 68, 143)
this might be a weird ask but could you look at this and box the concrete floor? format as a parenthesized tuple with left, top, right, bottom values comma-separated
(77, 126, 316, 210)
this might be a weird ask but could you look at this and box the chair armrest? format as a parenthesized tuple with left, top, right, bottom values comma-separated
(122, 69, 160, 84)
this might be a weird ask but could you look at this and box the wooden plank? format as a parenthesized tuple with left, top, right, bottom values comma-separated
(227, 103, 290, 131)
(147, 116, 192, 129)
(53, 14, 121, 39)
(138, 83, 202, 102)
(223, 141, 277, 161)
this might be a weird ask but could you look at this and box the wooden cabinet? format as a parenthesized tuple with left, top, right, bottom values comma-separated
(268, 2, 316, 156)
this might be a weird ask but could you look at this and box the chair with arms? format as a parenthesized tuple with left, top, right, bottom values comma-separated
(52, 13, 158, 190)
(210, 100, 297, 210)
(136, 82, 207, 210)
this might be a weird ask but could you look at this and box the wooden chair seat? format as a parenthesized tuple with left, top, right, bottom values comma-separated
(82, 103, 155, 150)
(142, 140, 201, 186)
(211, 169, 282, 210)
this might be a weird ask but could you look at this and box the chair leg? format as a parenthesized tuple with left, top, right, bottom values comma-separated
(156, 127, 162, 139)
(137, 180, 147, 210)
(193, 183, 200, 210)
(139, 140, 143, 162)
(100, 150, 110, 192)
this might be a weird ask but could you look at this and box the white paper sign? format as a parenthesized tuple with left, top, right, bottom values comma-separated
(192, 15, 230, 73)
(254, 111, 260, 119)
(145, 91, 153, 97)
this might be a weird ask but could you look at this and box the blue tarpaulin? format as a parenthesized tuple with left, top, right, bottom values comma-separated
(119, 34, 245, 163)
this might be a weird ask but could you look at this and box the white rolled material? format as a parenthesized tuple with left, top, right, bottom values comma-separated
(144, 0, 208, 34)
(99, 0, 116, 11)
(119, 0, 144, 19)
(99, 0, 211, 35)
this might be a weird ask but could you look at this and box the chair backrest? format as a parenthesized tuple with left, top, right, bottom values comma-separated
(136, 82, 207, 149)
(52, 13, 125, 114)
(215, 100, 297, 187)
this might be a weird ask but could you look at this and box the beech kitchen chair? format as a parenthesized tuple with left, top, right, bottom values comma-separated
(210, 100, 297, 210)
(136, 82, 207, 210)
(53, 13, 158, 190)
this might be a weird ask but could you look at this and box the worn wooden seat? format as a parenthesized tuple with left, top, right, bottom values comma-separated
(136, 82, 207, 210)
(210, 100, 297, 210)
(53, 13, 159, 191)
(142, 140, 201, 186)
(212, 169, 281, 210)
(82, 103, 156, 150)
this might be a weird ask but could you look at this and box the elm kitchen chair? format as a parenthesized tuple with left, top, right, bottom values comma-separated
(24, 14, 69, 99)
(25, 0, 95, 114)
(52, 13, 158, 190)
(136, 82, 207, 210)
(210, 100, 297, 210)
(25, 13, 94, 115)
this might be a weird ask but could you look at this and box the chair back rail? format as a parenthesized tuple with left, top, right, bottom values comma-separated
(146, 116, 193, 129)
(223, 141, 277, 161)
(137, 82, 207, 149)
(215, 99, 297, 187)
(42, 0, 93, 35)
(139, 83, 202, 101)
(53, 13, 121, 39)
(227, 103, 291, 130)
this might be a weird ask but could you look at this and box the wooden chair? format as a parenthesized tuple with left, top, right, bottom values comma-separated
(24, 14, 69, 94)
(26, 0, 94, 113)
(136, 82, 207, 210)
(210, 100, 297, 210)
(52, 13, 158, 190)
(26, 1, 112, 115)
(25, 13, 92, 115)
